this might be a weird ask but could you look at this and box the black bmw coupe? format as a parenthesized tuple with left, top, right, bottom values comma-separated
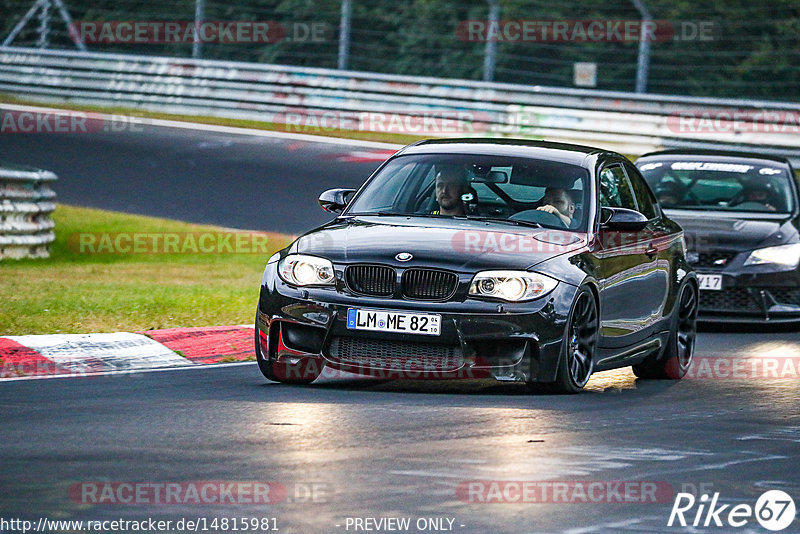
(636, 149, 800, 324)
(256, 139, 697, 393)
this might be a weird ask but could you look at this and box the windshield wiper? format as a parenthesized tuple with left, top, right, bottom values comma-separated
(464, 215, 542, 228)
(350, 212, 450, 218)
(347, 211, 403, 216)
(347, 213, 542, 228)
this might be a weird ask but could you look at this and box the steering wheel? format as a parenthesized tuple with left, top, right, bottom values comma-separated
(509, 209, 568, 228)
(727, 191, 747, 208)
(729, 200, 771, 211)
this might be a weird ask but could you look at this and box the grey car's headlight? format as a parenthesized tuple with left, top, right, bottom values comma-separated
(278, 254, 335, 286)
(469, 271, 558, 301)
(744, 243, 800, 268)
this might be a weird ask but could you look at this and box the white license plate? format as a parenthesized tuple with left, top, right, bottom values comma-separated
(346, 308, 441, 336)
(698, 274, 722, 291)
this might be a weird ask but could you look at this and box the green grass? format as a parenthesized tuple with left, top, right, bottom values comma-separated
(0, 205, 294, 335)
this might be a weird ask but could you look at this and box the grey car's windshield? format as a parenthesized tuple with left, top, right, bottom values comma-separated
(345, 154, 591, 231)
(638, 159, 796, 214)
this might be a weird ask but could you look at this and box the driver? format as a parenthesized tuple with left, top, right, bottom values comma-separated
(433, 166, 470, 216)
(536, 187, 575, 226)
(738, 180, 781, 212)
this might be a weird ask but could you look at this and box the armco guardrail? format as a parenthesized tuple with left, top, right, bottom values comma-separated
(0, 163, 57, 260)
(1, 47, 800, 161)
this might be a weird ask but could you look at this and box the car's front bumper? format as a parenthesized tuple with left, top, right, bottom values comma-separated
(695, 264, 800, 323)
(256, 261, 578, 383)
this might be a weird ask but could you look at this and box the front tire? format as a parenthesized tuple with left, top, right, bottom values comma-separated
(533, 287, 599, 394)
(632, 281, 698, 379)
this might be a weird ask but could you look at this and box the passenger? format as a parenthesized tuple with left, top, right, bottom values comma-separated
(654, 180, 684, 206)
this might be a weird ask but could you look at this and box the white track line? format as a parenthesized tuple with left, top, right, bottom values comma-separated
(0, 360, 256, 382)
(0, 102, 403, 149)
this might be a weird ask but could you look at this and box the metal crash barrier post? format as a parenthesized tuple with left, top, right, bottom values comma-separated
(0, 163, 56, 259)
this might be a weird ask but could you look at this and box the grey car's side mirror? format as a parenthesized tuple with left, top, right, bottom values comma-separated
(318, 188, 356, 213)
(600, 207, 649, 231)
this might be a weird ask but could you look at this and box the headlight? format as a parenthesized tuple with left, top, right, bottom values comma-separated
(469, 271, 558, 301)
(278, 254, 335, 286)
(744, 243, 800, 268)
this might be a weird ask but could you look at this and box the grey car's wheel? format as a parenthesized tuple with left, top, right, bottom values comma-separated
(534, 288, 599, 394)
(633, 281, 698, 379)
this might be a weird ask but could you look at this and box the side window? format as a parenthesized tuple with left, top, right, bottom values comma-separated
(624, 162, 659, 220)
(598, 165, 636, 210)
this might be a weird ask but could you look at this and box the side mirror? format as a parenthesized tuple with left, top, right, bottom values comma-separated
(600, 207, 649, 231)
(318, 188, 356, 213)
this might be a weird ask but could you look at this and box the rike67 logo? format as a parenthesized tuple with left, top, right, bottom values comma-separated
(668, 490, 796, 531)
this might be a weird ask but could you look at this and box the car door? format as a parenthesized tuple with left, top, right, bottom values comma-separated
(623, 161, 673, 330)
(594, 162, 663, 347)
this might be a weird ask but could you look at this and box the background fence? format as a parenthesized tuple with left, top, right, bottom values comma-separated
(1, 0, 799, 100)
(2, 46, 800, 164)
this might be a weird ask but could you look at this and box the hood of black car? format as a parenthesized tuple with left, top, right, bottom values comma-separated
(666, 210, 796, 252)
(293, 216, 586, 272)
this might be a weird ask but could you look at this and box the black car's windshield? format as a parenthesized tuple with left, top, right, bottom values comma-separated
(637, 159, 796, 214)
(345, 154, 591, 230)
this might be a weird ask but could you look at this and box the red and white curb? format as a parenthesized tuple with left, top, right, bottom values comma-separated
(0, 326, 256, 380)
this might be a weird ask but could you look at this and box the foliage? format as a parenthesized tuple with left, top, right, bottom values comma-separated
(1, 0, 798, 99)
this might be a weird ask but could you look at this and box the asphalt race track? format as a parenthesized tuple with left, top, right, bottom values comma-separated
(2, 112, 800, 532)
(2, 332, 799, 533)
(0, 114, 391, 234)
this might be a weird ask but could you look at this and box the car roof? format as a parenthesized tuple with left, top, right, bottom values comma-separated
(636, 148, 791, 166)
(397, 138, 613, 166)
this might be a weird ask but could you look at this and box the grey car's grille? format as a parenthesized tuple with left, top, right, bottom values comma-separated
(771, 289, 800, 306)
(692, 251, 738, 269)
(700, 288, 800, 314)
(345, 265, 395, 296)
(402, 268, 458, 300)
(327, 336, 464, 372)
(700, 288, 759, 312)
